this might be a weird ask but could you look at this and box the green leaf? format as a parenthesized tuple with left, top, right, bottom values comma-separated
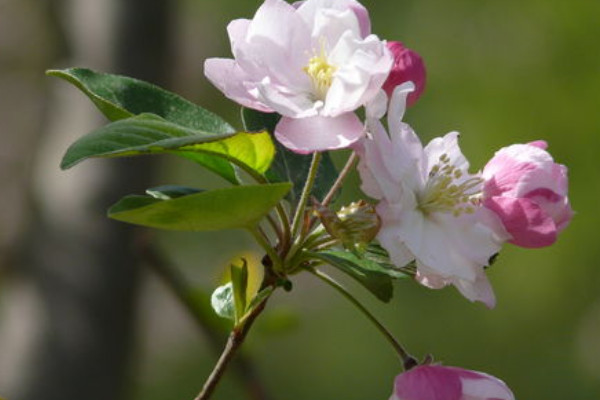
(230, 259, 249, 323)
(108, 183, 291, 231)
(146, 185, 202, 200)
(211, 282, 235, 320)
(362, 244, 413, 279)
(310, 250, 399, 302)
(61, 113, 276, 184)
(242, 108, 338, 204)
(47, 67, 234, 133)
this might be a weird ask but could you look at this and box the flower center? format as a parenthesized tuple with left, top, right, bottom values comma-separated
(418, 153, 482, 217)
(303, 44, 336, 101)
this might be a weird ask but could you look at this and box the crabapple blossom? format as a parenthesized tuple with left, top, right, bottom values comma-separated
(382, 41, 426, 107)
(390, 365, 515, 400)
(355, 83, 507, 307)
(482, 140, 572, 248)
(204, 0, 393, 153)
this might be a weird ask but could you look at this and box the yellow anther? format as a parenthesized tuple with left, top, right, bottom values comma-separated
(418, 160, 483, 217)
(304, 52, 336, 100)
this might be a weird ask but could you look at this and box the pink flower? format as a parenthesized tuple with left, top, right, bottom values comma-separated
(390, 365, 515, 400)
(481, 141, 573, 248)
(204, 0, 393, 153)
(355, 84, 506, 308)
(382, 41, 426, 107)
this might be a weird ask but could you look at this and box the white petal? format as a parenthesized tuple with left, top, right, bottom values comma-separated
(387, 122, 427, 192)
(453, 272, 497, 309)
(243, 0, 312, 89)
(424, 131, 470, 174)
(360, 119, 408, 202)
(460, 372, 516, 400)
(204, 58, 272, 112)
(311, 7, 361, 46)
(387, 81, 415, 134)
(247, 0, 304, 49)
(365, 89, 388, 120)
(324, 32, 392, 116)
(256, 77, 318, 117)
(227, 18, 251, 55)
(377, 213, 415, 267)
(296, 0, 371, 38)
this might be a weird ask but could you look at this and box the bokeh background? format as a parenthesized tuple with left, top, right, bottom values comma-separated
(0, 0, 598, 399)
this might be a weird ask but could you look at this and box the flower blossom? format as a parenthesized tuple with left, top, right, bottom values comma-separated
(355, 83, 507, 307)
(204, 0, 393, 153)
(390, 365, 515, 400)
(482, 141, 573, 248)
(382, 41, 426, 107)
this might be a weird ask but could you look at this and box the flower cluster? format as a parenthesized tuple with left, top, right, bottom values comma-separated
(355, 84, 572, 308)
(50, 0, 573, 398)
(202, 0, 572, 397)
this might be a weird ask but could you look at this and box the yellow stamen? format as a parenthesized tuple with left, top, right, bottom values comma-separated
(418, 153, 483, 217)
(303, 42, 336, 100)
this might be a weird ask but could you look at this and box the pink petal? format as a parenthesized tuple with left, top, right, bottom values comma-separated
(392, 365, 462, 400)
(484, 196, 557, 248)
(527, 140, 548, 150)
(382, 41, 426, 107)
(274, 113, 364, 153)
(391, 365, 515, 400)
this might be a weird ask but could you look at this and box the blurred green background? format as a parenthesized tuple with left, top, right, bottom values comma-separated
(0, 0, 598, 399)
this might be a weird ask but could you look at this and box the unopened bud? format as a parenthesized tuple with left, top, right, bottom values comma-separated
(314, 200, 381, 251)
(382, 41, 426, 107)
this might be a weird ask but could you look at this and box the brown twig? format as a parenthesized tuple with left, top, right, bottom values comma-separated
(194, 294, 270, 400)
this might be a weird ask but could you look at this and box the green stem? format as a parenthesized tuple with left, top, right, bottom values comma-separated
(322, 151, 357, 206)
(308, 267, 417, 369)
(290, 152, 322, 239)
(249, 227, 283, 273)
(242, 164, 291, 253)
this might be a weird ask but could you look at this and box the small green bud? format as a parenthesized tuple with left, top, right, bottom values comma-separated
(314, 200, 381, 251)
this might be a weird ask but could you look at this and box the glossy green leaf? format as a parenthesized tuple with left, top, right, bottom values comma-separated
(61, 113, 275, 184)
(211, 282, 235, 320)
(242, 108, 338, 204)
(108, 183, 291, 231)
(310, 250, 398, 302)
(47, 68, 234, 133)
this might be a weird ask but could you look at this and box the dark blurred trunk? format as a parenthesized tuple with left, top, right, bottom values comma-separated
(10, 0, 172, 399)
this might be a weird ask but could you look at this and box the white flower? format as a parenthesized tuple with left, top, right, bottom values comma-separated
(204, 0, 393, 153)
(355, 83, 507, 307)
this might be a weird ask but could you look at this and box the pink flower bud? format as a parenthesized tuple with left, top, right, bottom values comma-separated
(482, 141, 573, 248)
(382, 41, 426, 107)
(390, 365, 515, 400)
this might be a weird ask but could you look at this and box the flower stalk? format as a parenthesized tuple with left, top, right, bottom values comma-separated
(307, 267, 417, 370)
(290, 152, 322, 239)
